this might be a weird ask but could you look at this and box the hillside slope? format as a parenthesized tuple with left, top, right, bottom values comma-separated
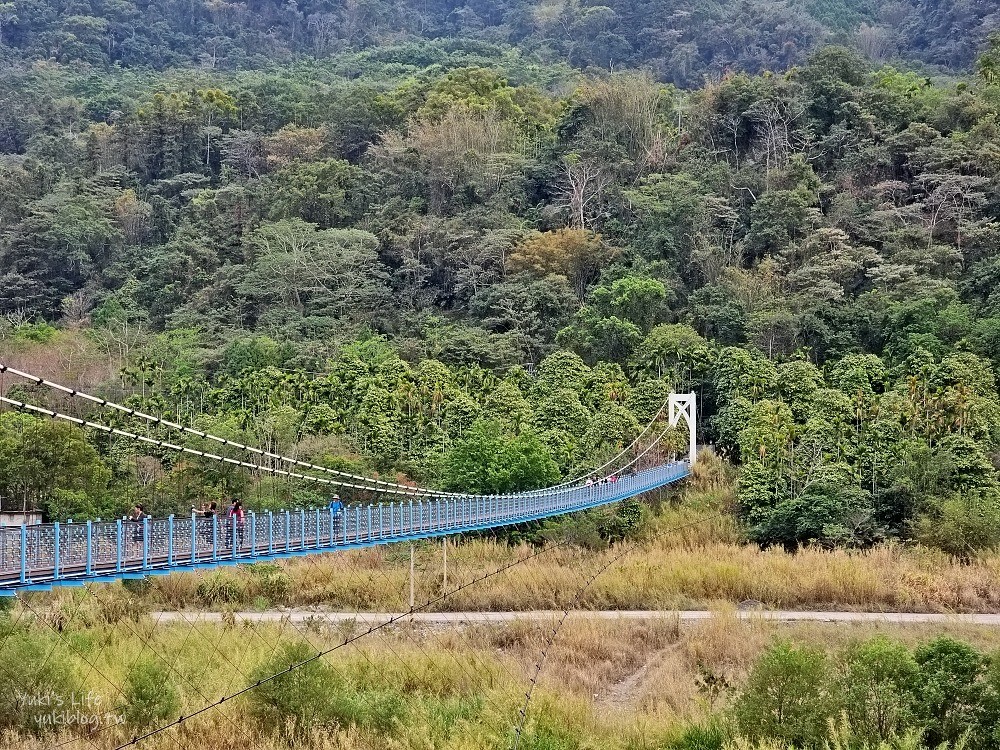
(0, 0, 997, 78)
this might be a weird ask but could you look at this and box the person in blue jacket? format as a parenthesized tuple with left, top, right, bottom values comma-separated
(329, 494, 344, 538)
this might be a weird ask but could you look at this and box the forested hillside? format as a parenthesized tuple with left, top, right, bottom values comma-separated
(0, 0, 998, 78)
(2, 0, 1000, 556)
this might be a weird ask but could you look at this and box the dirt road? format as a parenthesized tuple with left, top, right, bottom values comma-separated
(147, 609, 1000, 625)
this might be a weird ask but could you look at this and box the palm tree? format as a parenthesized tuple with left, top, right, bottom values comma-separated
(978, 36, 1000, 84)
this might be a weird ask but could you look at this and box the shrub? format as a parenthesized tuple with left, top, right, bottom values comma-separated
(245, 562, 291, 604)
(247, 641, 407, 736)
(196, 572, 247, 605)
(329, 685, 407, 732)
(840, 636, 919, 745)
(732, 641, 837, 747)
(539, 513, 606, 550)
(119, 659, 180, 729)
(14, 321, 57, 343)
(599, 497, 648, 543)
(913, 637, 988, 746)
(668, 722, 727, 750)
(0, 629, 79, 733)
(247, 641, 340, 734)
(914, 491, 1000, 557)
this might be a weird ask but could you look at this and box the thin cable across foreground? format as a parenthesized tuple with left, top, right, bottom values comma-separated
(111, 537, 580, 750)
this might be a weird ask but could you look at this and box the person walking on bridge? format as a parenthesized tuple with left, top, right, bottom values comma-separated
(128, 503, 148, 549)
(225, 499, 246, 549)
(198, 501, 217, 550)
(329, 494, 344, 540)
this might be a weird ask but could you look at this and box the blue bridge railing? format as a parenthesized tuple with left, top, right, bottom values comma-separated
(0, 462, 690, 594)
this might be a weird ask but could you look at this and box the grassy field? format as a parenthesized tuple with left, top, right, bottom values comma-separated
(98, 456, 1000, 615)
(43, 482, 1000, 615)
(13, 459, 1000, 747)
(4, 603, 1000, 750)
(119, 526, 1000, 614)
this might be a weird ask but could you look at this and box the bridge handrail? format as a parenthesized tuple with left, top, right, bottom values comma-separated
(0, 462, 690, 591)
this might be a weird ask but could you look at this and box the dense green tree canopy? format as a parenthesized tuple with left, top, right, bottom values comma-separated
(0, 0, 997, 562)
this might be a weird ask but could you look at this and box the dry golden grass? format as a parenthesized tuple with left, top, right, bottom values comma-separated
(90, 459, 1000, 615)
(7, 608, 1000, 750)
(94, 516, 1000, 614)
(28, 455, 1000, 636)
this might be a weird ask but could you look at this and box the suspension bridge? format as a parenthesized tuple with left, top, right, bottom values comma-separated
(0, 363, 697, 595)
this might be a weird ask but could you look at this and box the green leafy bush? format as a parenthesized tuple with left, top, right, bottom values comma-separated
(13, 321, 57, 343)
(841, 636, 919, 745)
(196, 572, 247, 605)
(119, 659, 180, 729)
(914, 491, 1000, 558)
(667, 722, 727, 750)
(247, 641, 407, 736)
(245, 562, 291, 605)
(732, 641, 837, 747)
(600, 497, 648, 543)
(247, 642, 333, 732)
(913, 637, 989, 747)
(0, 629, 79, 734)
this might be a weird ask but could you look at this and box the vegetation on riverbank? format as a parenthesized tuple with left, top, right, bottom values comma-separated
(5, 602, 1000, 749)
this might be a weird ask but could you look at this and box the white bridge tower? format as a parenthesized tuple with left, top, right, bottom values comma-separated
(668, 392, 697, 465)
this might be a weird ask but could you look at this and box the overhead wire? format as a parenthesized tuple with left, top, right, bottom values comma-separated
(259, 528, 540, 731)
(510, 510, 723, 749)
(12, 589, 265, 750)
(113, 535, 574, 749)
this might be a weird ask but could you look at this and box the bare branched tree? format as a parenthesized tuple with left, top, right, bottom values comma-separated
(554, 156, 612, 230)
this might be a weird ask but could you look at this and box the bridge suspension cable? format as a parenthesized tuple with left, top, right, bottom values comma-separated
(0, 363, 462, 497)
(0, 392, 680, 504)
(0, 393, 424, 496)
(0, 362, 689, 498)
(525, 397, 671, 495)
